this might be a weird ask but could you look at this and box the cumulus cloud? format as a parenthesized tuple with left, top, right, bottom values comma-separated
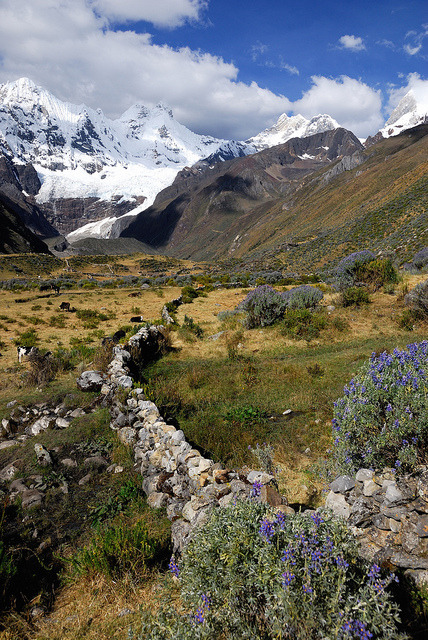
(292, 76, 383, 137)
(387, 73, 428, 114)
(91, 0, 208, 28)
(338, 35, 366, 51)
(0, 0, 290, 139)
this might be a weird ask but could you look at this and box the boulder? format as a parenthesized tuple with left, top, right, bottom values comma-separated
(76, 370, 107, 392)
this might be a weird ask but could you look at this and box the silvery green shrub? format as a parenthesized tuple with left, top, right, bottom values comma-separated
(331, 341, 428, 475)
(239, 285, 288, 328)
(404, 279, 428, 316)
(282, 284, 324, 309)
(137, 502, 404, 639)
(333, 250, 376, 290)
(412, 247, 428, 271)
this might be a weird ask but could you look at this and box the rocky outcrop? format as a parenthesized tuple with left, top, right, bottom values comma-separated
(326, 468, 428, 583)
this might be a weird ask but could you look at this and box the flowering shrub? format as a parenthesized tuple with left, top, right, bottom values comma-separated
(137, 502, 403, 639)
(282, 284, 324, 309)
(331, 341, 428, 474)
(239, 285, 287, 328)
(333, 250, 376, 290)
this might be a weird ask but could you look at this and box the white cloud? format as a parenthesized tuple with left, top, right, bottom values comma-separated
(292, 76, 383, 137)
(279, 60, 299, 75)
(251, 42, 268, 62)
(338, 35, 366, 51)
(91, 0, 208, 28)
(0, 0, 290, 139)
(387, 73, 428, 114)
(403, 24, 428, 56)
(404, 43, 422, 56)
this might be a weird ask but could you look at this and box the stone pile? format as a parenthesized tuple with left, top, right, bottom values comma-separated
(326, 467, 428, 584)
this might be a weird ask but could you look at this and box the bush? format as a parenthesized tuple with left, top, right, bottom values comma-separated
(178, 315, 204, 342)
(13, 328, 39, 348)
(282, 284, 324, 309)
(412, 247, 428, 271)
(354, 258, 398, 291)
(280, 309, 327, 341)
(333, 250, 376, 290)
(239, 285, 287, 328)
(404, 279, 428, 316)
(139, 502, 403, 639)
(331, 341, 428, 475)
(340, 286, 371, 307)
(71, 517, 169, 580)
(181, 285, 199, 304)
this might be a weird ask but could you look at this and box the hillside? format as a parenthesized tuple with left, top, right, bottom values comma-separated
(0, 193, 50, 254)
(120, 124, 428, 269)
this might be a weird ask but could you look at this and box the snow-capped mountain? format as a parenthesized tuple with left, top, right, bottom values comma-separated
(0, 78, 250, 238)
(380, 89, 428, 138)
(246, 113, 340, 150)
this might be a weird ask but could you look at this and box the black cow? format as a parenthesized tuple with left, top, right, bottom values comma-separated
(101, 329, 126, 346)
(59, 301, 71, 311)
(130, 315, 144, 322)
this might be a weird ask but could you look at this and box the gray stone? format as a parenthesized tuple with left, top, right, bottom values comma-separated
(404, 569, 428, 587)
(147, 492, 169, 509)
(372, 514, 391, 530)
(389, 519, 402, 533)
(247, 470, 275, 485)
(117, 375, 133, 389)
(348, 497, 377, 528)
(363, 479, 380, 497)
(34, 443, 52, 466)
(118, 427, 137, 445)
(380, 505, 408, 520)
(219, 493, 235, 508)
(76, 370, 107, 392)
(78, 473, 92, 485)
(0, 463, 19, 481)
(83, 455, 108, 470)
(329, 475, 356, 493)
(55, 417, 71, 429)
(325, 491, 351, 519)
(416, 515, 428, 538)
(207, 331, 225, 341)
(390, 551, 428, 570)
(60, 458, 77, 468)
(69, 408, 86, 418)
(417, 471, 428, 502)
(356, 469, 374, 483)
(167, 500, 184, 521)
(21, 489, 43, 509)
(170, 430, 185, 446)
(9, 478, 27, 494)
(29, 416, 55, 435)
(171, 519, 191, 554)
(385, 484, 404, 504)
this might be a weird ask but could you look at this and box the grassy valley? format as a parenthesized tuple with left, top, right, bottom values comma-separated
(0, 251, 427, 638)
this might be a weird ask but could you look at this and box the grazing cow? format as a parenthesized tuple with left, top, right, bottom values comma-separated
(17, 345, 38, 363)
(101, 329, 126, 346)
(112, 329, 126, 343)
(130, 315, 144, 322)
(59, 301, 71, 311)
(128, 291, 142, 298)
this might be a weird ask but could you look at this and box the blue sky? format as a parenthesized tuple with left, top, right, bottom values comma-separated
(0, 0, 426, 139)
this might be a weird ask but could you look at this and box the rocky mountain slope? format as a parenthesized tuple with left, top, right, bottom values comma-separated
(0, 192, 50, 254)
(120, 124, 427, 269)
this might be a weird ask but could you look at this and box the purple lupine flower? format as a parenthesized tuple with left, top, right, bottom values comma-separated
(282, 570, 295, 587)
(259, 518, 275, 543)
(169, 556, 180, 578)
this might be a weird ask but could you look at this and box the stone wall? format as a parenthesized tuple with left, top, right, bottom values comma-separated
(98, 324, 287, 553)
(326, 468, 428, 585)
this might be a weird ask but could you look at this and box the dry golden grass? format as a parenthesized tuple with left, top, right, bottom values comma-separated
(0, 572, 173, 640)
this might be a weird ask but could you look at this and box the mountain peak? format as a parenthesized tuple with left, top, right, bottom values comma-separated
(381, 89, 428, 137)
(246, 112, 340, 150)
